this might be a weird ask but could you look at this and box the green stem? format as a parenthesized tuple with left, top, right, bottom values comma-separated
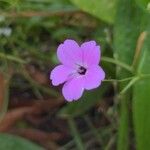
(101, 57, 133, 73)
(68, 118, 85, 150)
(0, 52, 26, 64)
(103, 76, 135, 82)
(140, 73, 150, 79)
(119, 73, 150, 95)
(120, 77, 139, 95)
(103, 73, 150, 83)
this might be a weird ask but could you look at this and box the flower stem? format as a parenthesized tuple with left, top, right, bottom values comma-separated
(120, 77, 140, 95)
(103, 73, 150, 83)
(103, 76, 135, 82)
(101, 57, 133, 73)
(140, 73, 150, 79)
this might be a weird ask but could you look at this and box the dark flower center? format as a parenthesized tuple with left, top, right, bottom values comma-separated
(78, 66, 87, 75)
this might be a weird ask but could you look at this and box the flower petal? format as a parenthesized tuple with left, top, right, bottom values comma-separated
(62, 77, 84, 101)
(81, 41, 100, 66)
(50, 65, 72, 86)
(57, 39, 82, 67)
(84, 66, 105, 90)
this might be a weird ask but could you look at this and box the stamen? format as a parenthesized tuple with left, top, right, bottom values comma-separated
(78, 66, 87, 75)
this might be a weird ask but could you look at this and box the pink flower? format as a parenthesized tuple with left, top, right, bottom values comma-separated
(50, 39, 105, 102)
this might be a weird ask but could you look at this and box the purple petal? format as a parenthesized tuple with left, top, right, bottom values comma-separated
(84, 66, 105, 90)
(81, 41, 100, 66)
(62, 77, 84, 101)
(57, 39, 82, 67)
(50, 65, 72, 86)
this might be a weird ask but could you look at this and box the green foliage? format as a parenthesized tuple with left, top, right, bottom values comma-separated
(135, 0, 150, 9)
(0, 0, 75, 11)
(0, 134, 43, 150)
(0, 0, 150, 149)
(71, 0, 116, 24)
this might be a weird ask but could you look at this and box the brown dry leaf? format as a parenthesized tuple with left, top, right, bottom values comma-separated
(33, 98, 64, 111)
(132, 31, 147, 67)
(0, 106, 39, 132)
(0, 98, 64, 132)
(0, 72, 5, 111)
(10, 97, 64, 111)
(0, 68, 13, 112)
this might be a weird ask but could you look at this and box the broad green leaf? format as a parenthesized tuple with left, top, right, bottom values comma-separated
(114, 0, 143, 150)
(135, 0, 150, 10)
(133, 17, 150, 150)
(71, 0, 116, 24)
(0, 133, 44, 150)
(58, 84, 108, 118)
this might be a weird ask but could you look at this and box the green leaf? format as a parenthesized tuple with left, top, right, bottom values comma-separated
(135, 0, 150, 10)
(71, 0, 116, 24)
(133, 17, 150, 150)
(58, 84, 108, 118)
(114, 0, 143, 150)
(0, 133, 44, 150)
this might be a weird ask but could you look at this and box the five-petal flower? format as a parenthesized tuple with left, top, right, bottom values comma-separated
(50, 39, 105, 101)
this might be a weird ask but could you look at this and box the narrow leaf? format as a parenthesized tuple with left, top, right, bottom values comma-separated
(114, 0, 143, 149)
(133, 16, 150, 150)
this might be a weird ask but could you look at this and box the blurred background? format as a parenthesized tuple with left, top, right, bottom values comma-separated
(0, 0, 150, 150)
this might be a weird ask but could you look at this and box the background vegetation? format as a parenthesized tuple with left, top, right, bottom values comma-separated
(0, 0, 150, 150)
